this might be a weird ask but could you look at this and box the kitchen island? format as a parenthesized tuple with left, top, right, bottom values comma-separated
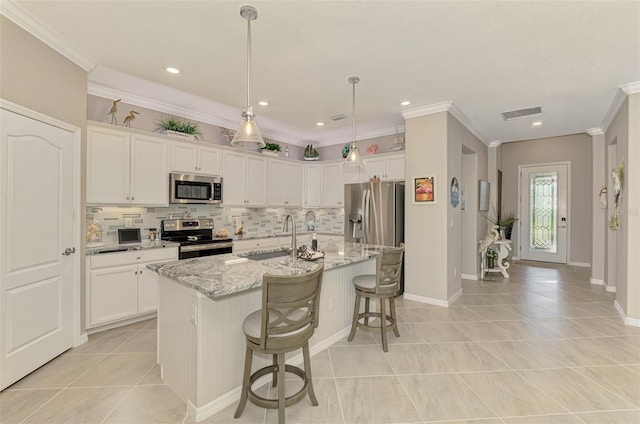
(148, 242, 378, 422)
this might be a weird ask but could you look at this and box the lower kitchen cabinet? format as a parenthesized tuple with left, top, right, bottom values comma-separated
(86, 247, 178, 329)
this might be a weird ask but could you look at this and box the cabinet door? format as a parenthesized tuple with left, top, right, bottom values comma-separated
(268, 160, 287, 206)
(198, 146, 222, 175)
(285, 163, 303, 207)
(342, 165, 362, 185)
(245, 156, 267, 206)
(130, 135, 169, 205)
(87, 127, 129, 204)
(171, 142, 198, 173)
(362, 157, 385, 182)
(385, 154, 405, 180)
(222, 152, 246, 205)
(304, 165, 322, 207)
(321, 163, 343, 207)
(137, 264, 165, 314)
(89, 265, 138, 327)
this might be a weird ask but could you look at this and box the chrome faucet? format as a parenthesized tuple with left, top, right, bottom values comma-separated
(282, 214, 297, 261)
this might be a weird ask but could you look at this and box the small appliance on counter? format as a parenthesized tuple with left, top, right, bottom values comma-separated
(118, 228, 141, 244)
(161, 218, 233, 259)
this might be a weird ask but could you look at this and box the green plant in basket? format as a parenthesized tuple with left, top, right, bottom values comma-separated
(261, 142, 281, 152)
(156, 115, 202, 140)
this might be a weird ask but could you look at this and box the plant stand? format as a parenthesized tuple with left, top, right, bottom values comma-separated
(480, 240, 512, 280)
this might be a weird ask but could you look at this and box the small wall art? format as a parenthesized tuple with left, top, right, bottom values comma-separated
(413, 175, 436, 204)
(450, 177, 459, 208)
(479, 180, 490, 211)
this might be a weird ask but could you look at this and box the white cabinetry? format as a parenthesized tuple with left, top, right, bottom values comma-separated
(321, 162, 345, 207)
(87, 125, 168, 205)
(222, 152, 267, 206)
(303, 164, 322, 207)
(268, 160, 303, 207)
(87, 247, 178, 328)
(171, 142, 221, 175)
(362, 153, 405, 181)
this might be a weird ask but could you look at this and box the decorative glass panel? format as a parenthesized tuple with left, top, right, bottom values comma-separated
(529, 172, 557, 253)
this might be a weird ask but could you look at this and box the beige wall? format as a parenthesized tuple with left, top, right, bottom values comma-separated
(501, 133, 593, 264)
(606, 93, 640, 320)
(448, 115, 488, 289)
(404, 112, 449, 301)
(1, 16, 88, 330)
(316, 133, 400, 161)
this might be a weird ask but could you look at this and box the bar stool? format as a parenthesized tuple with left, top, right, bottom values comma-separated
(235, 265, 324, 424)
(347, 245, 404, 352)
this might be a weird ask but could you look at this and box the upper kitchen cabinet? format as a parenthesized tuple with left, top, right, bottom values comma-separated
(87, 124, 168, 205)
(222, 152, 267, 207)
(268, 160, 303, 207)
(362, 153, 405, 181)
(303, 164, 322, 207)
(171, 141, 221, 175)
(321, 162, 345, 207)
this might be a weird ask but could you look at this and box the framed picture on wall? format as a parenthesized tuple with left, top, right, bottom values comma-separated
(460, 185, 466, 210)
(413, 175, 436, 204)
(479, 180, 490, 211)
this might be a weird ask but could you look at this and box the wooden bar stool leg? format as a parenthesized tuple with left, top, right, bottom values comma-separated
(348, 292, 361, 341)
(303, 343, 318, 406)
(389, 296, 400, 337)
(272, 354, 278, 388)
(364, 297, 371, 325)
(277, 353, 286, 424)
(234, 346, 253, 418)
(380, 298, 388, 352)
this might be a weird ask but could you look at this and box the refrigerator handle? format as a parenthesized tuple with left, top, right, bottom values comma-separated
(363, 188, 371, 244)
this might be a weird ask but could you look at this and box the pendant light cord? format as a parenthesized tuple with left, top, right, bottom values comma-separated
(351, 79, 356, 146)
(246, 19, 251, 110)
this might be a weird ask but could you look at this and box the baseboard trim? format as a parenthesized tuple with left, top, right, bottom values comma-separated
(590, 278, 604, 286)
(86, 312, 157, 335)
(614, 300, 640, 327)
(190, 326, 352, 421)
(73, 332, 88, 348)
(512, 256, 520, 261)
(403, 289, 462, 307)
(461, 273, 478, 281)
(568, 261, 591, 267)
(606, 285, 617, 293)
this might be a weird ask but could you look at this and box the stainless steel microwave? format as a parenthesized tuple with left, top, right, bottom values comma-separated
(170, 173, 222, 204)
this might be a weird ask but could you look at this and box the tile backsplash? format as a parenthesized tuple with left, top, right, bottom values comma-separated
(86, 205, 344, 245)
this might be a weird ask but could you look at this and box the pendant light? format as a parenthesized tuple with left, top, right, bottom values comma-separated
(344, 76, 364, 168)
(231, 5, 265, 148)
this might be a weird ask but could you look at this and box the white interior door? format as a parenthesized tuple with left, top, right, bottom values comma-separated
(519, 163, 568, 263)
(1, 109, 75, 390)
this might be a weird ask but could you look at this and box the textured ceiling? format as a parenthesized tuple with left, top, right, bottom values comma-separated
(6, 0, 640, 146)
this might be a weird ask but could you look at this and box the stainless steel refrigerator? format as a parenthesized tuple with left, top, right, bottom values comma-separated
(344, 181, 405, 292)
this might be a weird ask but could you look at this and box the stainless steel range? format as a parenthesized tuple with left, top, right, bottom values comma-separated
(161, 218, 233, 259)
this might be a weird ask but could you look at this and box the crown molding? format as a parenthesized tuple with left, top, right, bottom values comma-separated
(401, 101, 453, 120)
(448, 102, 490, 146)
(0, 0, 95, 71)
(586, 127, 604, 136)
(600, 81, 640, 133)
(401, 101, 490, 146)
(489, 140, 503, 147)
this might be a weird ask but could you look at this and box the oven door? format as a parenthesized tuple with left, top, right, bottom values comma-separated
(179, 242, 233, 259)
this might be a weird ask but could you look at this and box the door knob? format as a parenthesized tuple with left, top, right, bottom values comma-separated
(62, 247, 76, 255)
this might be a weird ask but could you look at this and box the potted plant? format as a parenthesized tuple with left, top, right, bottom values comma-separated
(483, 204, 518, 240)
(261, 142, 281, 156)
(156, 115, 202, 141)
(486, 248, 498, 269)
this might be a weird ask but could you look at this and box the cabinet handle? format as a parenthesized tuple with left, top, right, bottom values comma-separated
(135, 271, 138, 275)
(140, 270, 143, 274)
(126, 196, 130, 200)
(136, 256, 141, 260)
(131, 196, 134, 200)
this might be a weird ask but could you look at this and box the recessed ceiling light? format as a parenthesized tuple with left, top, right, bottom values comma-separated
(400, 100, 411, 106)
(164, 66, 181, 74)
(316, 122, 325, 126)
(258, 101, 269, 106)
(531, 121, 543, 126)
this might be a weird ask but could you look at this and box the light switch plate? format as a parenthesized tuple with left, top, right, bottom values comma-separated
(124, 218, 133, 227)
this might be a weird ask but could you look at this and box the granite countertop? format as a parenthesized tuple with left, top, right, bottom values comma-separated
(86, 240, 180, 255)
(148, 242, 378, 299)
(235, 232, 343, 241)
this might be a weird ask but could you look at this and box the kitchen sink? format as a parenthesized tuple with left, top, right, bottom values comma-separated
(241, 249, 290, 260)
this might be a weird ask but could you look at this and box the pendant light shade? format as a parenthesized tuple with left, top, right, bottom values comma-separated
(344, 76, 364, 168)
(232, 5, 265, 148)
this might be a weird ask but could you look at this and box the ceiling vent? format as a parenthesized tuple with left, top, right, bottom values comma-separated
(329, 114, 347, 121)
(500, 106, 542, 121)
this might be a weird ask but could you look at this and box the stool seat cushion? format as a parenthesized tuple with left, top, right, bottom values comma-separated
(242, 309, 310, 340)
(353, 274, 397, 294)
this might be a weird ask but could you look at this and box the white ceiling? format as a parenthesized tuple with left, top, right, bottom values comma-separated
(5, 0, 640, 146)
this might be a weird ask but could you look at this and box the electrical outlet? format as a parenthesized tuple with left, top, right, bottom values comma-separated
(329, 298, 334, 311)
(454, 267, 457, 277)
(124, 218, 133, 227)
(190, 304, 197, 325)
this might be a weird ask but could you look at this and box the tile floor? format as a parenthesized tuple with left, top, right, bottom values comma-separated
(2, 261, 639, 423)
